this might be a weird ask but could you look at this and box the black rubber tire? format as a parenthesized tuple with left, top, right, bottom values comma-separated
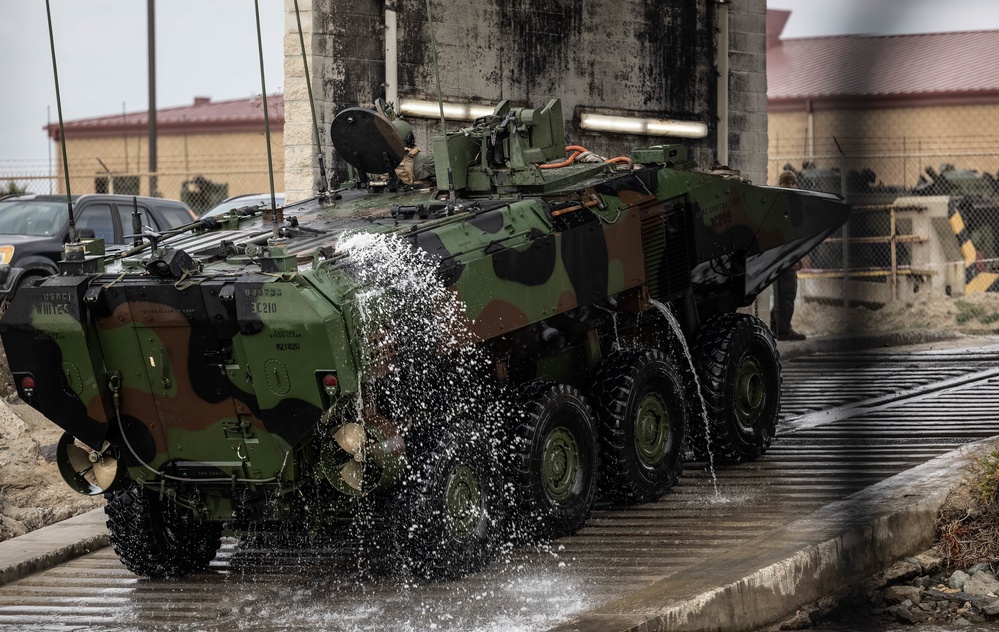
(691, 313, 781, 465)
(592, 348, 687, 504)
(15, 273, 45, 294)
(392, 424, 506, 580)
(509, 382, 599, 540)
(104, 482, 222, 579)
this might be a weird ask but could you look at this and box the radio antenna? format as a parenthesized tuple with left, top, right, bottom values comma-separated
(45, 0, 77, 243)
(293, 0, 330, 201)
(253, 0, 279, 239)
(424, 0, 456, 210)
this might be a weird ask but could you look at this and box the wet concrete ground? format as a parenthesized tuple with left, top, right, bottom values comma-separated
(1, 336, 999, 631)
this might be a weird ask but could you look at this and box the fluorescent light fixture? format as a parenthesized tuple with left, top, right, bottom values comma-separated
(399, 98, 495, 121)
(580, 113, 708, 138)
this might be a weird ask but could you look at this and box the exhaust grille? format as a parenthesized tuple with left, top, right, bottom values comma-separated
(641, 201, 691, 300)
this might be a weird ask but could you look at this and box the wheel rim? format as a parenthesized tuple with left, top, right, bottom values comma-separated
(445, 464, 483, 537)
(734, 354, 766, 427)
(634, 392, 670, 466)
(542, 427, 579, 502)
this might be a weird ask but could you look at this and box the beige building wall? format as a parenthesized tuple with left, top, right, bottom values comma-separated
(55, 131, 285, 201)
(768, 104, 999, 188)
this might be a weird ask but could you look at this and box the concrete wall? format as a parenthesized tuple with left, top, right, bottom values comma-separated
(727, 1, 768, 184)
(284, 0, 769, 201)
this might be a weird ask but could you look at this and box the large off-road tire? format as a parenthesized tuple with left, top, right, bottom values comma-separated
(393, 424, 506, 580)
(509, 382, 599, 540)
(105, 482, 222, 579)
(592, 348, 687, 504)
(691, 313, 780, 465)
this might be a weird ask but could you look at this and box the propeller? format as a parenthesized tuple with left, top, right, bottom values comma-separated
(318, 419, 407, 496)
(333, 423, 366, 459)
(57, 435, 123, 495)
(339, 460, 364, 491)
(320, 422, 386, 495)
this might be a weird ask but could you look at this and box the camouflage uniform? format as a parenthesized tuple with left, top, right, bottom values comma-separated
(393, 118, 436, 185)
(771, 170, 805, 341)
(395, 147, 436, 185)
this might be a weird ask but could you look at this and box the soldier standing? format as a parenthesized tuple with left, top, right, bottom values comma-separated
(771, 170, 806, 341)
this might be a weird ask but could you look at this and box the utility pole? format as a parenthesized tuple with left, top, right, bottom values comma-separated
(147, 0, 158, 197)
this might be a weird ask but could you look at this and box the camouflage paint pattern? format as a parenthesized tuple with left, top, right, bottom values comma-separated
(0, 100, 849, 526)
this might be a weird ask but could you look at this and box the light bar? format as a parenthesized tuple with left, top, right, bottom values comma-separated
(580, 113, 708, 138)
(398, 98, 495, 121)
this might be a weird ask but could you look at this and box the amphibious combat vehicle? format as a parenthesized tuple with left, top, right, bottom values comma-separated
(0, 99, 850, 580)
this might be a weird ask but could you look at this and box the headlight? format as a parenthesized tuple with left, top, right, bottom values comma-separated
(0, 246, 13, 264)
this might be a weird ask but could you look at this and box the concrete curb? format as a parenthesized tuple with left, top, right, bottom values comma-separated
(0, 507, 108, 587)
(549, 438, 996, 632)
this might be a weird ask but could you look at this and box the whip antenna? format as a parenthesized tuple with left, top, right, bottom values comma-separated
(424, 0, 456, 209)
(293, 0, 330, 201)
(253, 0, 279, 239)
(45, 0, 77, 243)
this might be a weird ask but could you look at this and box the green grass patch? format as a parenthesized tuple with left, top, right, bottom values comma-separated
(955, 299, 999, 325)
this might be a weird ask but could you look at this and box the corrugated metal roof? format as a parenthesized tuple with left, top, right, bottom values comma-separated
(47, 94, 284, 139)
(768, 31, 999, 100)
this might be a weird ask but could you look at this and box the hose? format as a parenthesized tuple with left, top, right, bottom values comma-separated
(537, 146, 633, 169)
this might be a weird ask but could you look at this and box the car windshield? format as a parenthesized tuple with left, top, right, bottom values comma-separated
(0, 200, 68, 236)
(203, 194, 284, 218)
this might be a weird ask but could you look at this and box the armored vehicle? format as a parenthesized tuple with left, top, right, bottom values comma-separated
(0, 99, 849, 580)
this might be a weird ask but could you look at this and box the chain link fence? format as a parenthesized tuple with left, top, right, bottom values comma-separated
(1, 141, 284, 215)
(770, 134, 999, 306)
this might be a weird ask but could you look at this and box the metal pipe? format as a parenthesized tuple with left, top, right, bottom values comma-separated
(47, 105, 53, 194)
(385, 1, 398, 107)
(715, 0, 730, 167)
(890, 205, 898, 300)
(806, 99, 814, 161)
(96, 157, 113, 194)
(147, 0, 158, 197)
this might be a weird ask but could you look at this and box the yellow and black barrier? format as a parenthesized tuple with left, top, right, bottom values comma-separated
(948, 203, 999, 293)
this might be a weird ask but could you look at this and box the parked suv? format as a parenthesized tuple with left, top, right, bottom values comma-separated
(0, 194, 196, 298)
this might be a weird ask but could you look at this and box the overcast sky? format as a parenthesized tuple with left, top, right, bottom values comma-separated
(769, 0, 999, 38)
(2, 1, 998, 168)
(0, 1, 284, 166)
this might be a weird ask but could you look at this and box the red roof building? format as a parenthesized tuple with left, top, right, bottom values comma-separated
(768, 12, 999, 110)
(766, 10, 999, 188)
(46, 94, 284, 141)
(46, 94, 284, 202)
